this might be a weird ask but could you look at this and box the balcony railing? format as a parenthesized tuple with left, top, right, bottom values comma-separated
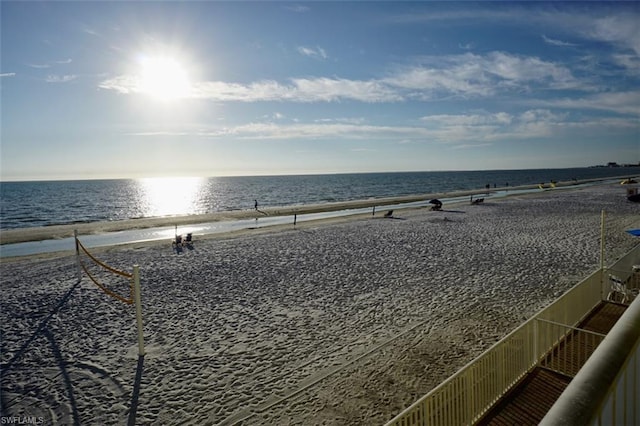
(385, 244, 640, 426)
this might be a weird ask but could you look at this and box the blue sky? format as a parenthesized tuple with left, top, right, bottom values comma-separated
(1, 1, 638, 181)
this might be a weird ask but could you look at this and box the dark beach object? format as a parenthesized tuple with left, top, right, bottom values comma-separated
(626, 229, 640, 237)
(628, 193, 640, 202)
(384, 210, 394, 218)
(429, 199, 442, 211)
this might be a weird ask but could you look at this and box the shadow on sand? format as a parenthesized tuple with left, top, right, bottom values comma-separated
(127, 355, 145, 426)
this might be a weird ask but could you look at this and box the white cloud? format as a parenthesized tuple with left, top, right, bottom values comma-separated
(542, 35, 577, 47)
(386, 52, 579, 97)
(123, 108, 635, 152)
(290, 77, 400, 102)
(612, 54, 640, 73)
(97, 51, 594, 104)
(28, 58, 73, 71)
(587, 14, 640, 56)
(285, 4, 310, 13)
(384, 64, 493, 97)
(530, 91, 640, 116)
(187, 77, 402, 103)
(45, 74, 77, 83)
(0, 73, 16, 78)
(419, 109, 569, 143)
(98, 75, 137, 93)
(452, 143, 493, 150)
(421, 112, 512, 126)
(297, 46, 328, 60)
(484, 52, 576, 88)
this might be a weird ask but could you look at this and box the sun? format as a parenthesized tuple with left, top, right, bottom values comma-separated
(137, 56, 191, 101)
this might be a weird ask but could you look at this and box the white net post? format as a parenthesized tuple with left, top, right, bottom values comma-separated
(133, 265, 146, 356)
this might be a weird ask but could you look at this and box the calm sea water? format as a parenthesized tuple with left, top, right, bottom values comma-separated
(1, 168, 637, 230)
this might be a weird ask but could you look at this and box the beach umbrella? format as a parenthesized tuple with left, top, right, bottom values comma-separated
(626, 229, 640, 237)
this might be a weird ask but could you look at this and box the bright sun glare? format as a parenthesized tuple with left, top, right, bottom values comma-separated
(137, 177, 204, 217)
(137, 56, 191, 101)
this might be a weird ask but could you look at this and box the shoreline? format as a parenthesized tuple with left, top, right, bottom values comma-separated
(2, 175, 635, 247)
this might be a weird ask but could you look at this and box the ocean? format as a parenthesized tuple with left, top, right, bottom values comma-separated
(1, 168, 638, 230)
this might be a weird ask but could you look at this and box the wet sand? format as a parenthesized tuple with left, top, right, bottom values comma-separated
(0, 177, 618, 246)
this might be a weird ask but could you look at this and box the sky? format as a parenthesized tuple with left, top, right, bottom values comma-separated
(1, 1, 639, 181)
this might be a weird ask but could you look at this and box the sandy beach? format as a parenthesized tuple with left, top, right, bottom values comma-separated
(1, 182, 639, 425)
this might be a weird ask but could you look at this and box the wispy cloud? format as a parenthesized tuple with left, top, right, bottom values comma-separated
(391, 6, 640, 69)
(586, 14, 640, 56)
(82, 25, 100, 37)
(385, 51, 579, 97)
(452, 143, 493, 150)
(297, 46, 328, 60)
(0, 73, 16, 78)
(46, 74, 77, 83)
(419, 109, 569, 143)
(99, 51, 580, 103)
(99, 76, 403, 103)
(123, 107, 636, 152)
(542, 35, 577, 47)
(29, 58, 73, 69)
(529, 90, 640, 116)
(285, 4, 309, 13)
(612, 54, 640, 72)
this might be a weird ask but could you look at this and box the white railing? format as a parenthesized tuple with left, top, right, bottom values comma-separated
(540, 294, 640, 426)
(385, 244, 640, 426)
(536, 319, 606, 378)
(593, 336, 640, 426)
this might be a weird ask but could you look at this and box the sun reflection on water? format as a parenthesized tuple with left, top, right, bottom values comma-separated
(136, 177, 206, 217)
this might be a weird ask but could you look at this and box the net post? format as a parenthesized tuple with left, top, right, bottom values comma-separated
(133, 265, 145, 356)
(74, 229, 82, 282)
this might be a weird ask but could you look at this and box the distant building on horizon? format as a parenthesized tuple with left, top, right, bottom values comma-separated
(590, 161, 640, 168)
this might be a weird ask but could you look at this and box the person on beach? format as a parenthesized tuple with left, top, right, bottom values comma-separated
(254, 200, 258, 210)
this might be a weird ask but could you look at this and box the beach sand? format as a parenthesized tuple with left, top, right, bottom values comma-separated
(1, 183, 639, 425)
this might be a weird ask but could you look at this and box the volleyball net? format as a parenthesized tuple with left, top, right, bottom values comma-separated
(74, 230, 145, 356)
(75, 237, 134, 305)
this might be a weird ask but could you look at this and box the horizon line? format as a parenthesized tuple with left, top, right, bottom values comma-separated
(2, 164, 639, 183)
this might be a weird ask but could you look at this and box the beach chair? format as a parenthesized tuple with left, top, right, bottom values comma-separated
(607, 275, 637, 304)
(384, 210, 394, 218)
